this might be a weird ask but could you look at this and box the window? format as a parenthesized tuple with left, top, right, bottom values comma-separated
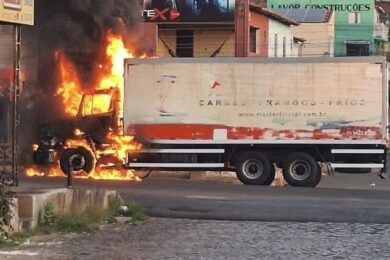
(274, 34, 278, 57)
(346, 42, 369, 56)
(82, 94, 112, 116)
(176, 30, 193, 57)
(349, 12, 361, 24)
(249, 27, 260, 53)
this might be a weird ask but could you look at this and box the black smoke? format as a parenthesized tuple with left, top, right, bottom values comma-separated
(36, 0, 142, 52)
(34, 0, 142, 86)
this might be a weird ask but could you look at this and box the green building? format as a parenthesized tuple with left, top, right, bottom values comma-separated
(267, 0, 380, 56)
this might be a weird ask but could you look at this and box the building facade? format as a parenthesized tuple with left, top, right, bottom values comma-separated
(267, 0, 380, 56)
(268, 14, 296, 57)
(141, 1, 302, 58)
(141, 0, 236, 57)
(273, 9, 335, 57)
(249, 5, 299, 57)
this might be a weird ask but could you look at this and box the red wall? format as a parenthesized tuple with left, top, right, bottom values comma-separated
(235, 0, 249, 57)
(249, 11, 269, 57)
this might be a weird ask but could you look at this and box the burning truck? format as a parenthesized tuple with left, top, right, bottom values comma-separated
(29, 47, 389, 187)
(28, 33, 142, 180)
(24, 0, 152, 180)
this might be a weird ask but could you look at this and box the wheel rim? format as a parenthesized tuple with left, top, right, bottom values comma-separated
(69, 153, 86, 171)
(289, 160, 310, 181)
(242, 159, 264, 179)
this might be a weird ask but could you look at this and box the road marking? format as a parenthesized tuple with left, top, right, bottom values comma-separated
(0, 250, 39, 256)
(186, 195, 228, 200)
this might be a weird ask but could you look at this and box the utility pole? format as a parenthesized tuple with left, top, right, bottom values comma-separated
(12, 24, 21, 186)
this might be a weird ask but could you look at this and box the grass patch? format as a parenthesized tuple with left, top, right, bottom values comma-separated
(0, 199, 147, 250)
(0, 209, 101, 250)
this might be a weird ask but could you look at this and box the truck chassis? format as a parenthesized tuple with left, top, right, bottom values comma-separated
(127, 140, 387, 187)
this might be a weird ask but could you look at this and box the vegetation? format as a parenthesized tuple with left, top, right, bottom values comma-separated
(0, 198, 147, 250)
(0, 183, 15, 249)
(0, 184, 15, 239)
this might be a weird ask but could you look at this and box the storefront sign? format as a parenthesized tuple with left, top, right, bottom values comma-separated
(141, 0, 234, 22)
(269, 3, 371, 11)
(0, 0, 34, 25)
(268, 0, 373, 12)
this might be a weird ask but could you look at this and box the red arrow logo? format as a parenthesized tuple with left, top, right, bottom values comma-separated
(170, 9, 180, 20)
(151, 8, 169, 21)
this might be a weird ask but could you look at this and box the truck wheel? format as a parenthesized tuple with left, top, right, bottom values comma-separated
(235, 152, 275, 185)
(60, 147, 95, 175)
(282, 153, 321, 187)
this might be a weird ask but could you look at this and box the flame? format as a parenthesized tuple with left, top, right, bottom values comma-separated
(89, 167, 140, 181)
(55, 52, 83, 117)
(55, 32, 133, 118)
(103, 133, 142, 160)
(28, 32, 145, 181)
(25, 165, 140, 181)
(74, 128, 83, 136)
(25, 165, 64, 178)
(32, 144, 38, 151)
(99, 33, 133, 91)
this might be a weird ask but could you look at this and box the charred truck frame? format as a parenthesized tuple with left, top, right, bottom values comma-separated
(33, 87, 121, 174)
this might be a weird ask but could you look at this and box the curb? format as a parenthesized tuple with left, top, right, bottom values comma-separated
(8, 188, 120, 234)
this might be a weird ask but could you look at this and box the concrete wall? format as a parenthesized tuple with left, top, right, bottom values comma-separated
(14, 188, 119, 231)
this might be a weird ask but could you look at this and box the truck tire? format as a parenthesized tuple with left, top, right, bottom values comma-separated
(235, 152, 275, 185)
(282, 153, 321, 187)
(60, 147, 95, 175)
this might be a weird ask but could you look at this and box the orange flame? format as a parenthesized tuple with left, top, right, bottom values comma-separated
(55, 52, 83, 117)
(25, 165, 140, 181)
(99, 33, 133, 91)
(25, 164, 64, 178)
(55, 32, 134, 118)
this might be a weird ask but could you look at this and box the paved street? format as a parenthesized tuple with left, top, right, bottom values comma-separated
(1, 218, 390, 260)
(2, 172, 389, 259)
(15, 171, 390, 223)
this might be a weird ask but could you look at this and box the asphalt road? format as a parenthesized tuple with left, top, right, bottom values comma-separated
(17, 170, 390, 224)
